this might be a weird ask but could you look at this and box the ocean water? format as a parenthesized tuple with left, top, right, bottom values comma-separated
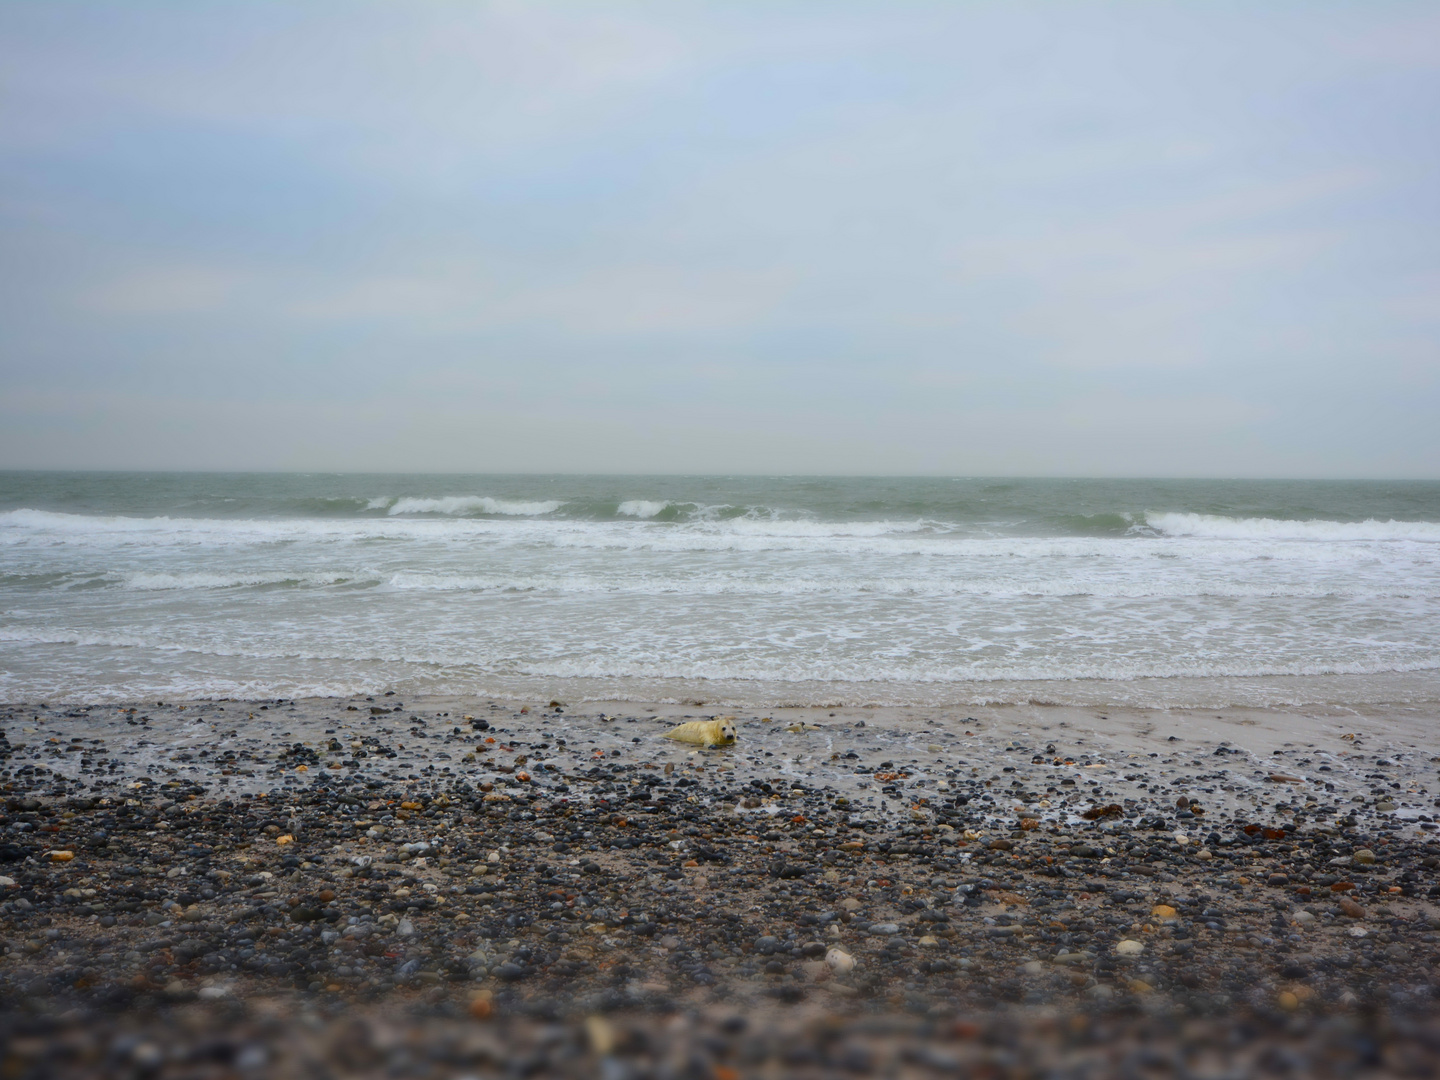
(1, 473, 1438, 709)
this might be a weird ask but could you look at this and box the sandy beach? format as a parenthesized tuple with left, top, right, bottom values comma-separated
(3, 695, 1438, 1076)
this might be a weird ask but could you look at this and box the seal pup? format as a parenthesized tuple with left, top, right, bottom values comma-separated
(662, 718, 738, 748)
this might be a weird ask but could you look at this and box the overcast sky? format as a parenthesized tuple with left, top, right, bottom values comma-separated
(1, 2, 1436, 476)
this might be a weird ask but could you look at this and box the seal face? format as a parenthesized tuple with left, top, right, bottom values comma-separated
(662, 719, 738, 748)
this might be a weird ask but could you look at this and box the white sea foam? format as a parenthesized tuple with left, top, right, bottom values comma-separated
(499, 654, 1440, 686)
(1147, 512, 1440, 542)
(4, 508, 1434, 576)
(3, 623, 1434, 685)
(0, 509, 1062, 555)
(0, 508, 180, 533)
(5, 479, 1440, 710)
(386, 496, 563, 516)
(121, 571, 363, 591)
(377, 570, 1428, 600)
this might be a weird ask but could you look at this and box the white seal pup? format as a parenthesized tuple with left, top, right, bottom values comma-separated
(662, 718, 738, 748)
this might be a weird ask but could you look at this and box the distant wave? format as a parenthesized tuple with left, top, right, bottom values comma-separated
(6, 509, 1438, 566)
(385, 496, 564, 516)
(0, 507, 956, 547)
(617, 500, 672, 519)
(1147, 512, 1440, 542)
(14, 501, 1435, 541)
(0, 509, 175, 533)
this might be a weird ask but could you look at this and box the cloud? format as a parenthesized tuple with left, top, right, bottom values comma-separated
(0, 2, 1437, 475)
(86, 267, 248, 315)
(283, 262, 793, 336)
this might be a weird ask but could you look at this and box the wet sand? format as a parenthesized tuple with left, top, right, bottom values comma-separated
(2, 696, 1438, 1076)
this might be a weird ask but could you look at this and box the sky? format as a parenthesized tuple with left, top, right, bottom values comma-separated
(0, 2, 1437, 477)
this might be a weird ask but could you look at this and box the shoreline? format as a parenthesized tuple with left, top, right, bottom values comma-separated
(2, 696, 1438, 1075)
(5, 669, 1437, 715)
(5, 696, 1437, 825)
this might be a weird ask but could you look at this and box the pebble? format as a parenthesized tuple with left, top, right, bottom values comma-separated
(1, 692, 1437, 1072)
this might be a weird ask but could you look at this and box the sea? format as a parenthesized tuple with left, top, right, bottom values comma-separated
(1, 473, 1437, 711)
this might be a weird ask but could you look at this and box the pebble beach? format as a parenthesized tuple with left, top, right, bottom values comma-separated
(3, 695, 1439, 1077)
(5, 0, 1440, 1066)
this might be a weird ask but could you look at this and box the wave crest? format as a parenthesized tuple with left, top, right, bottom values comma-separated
(386, 496, 563, 517)
(1146, 512, 1440, 542)
(617, 500, 671, 519)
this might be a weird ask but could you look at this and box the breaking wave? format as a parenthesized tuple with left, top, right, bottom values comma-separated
(385, 496, 564, 516)
(1147, 512, 1440, 542)
(616, 500, 672, 519)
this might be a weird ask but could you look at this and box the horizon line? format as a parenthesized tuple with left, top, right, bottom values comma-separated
(2, 468, 1440, 483)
